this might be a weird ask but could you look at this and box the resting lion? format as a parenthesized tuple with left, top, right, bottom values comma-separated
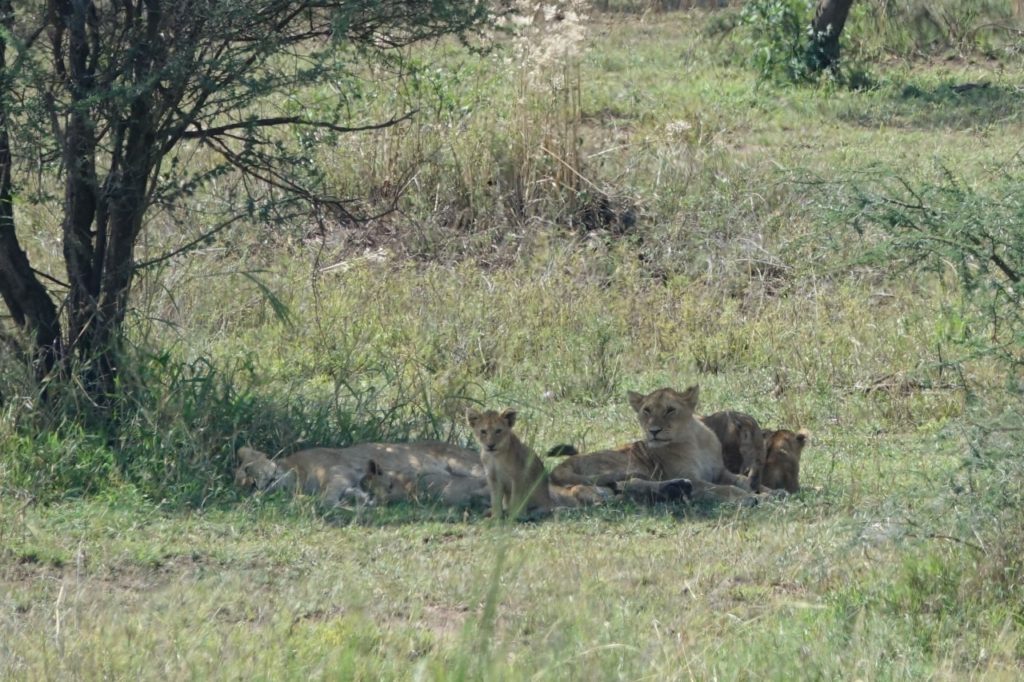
(361, 457, 616, 511)
(700, 410, 766, 491)
(362, 413, 606, 509)
(550, 385, 753, 504)
(234, 446, 372, 505)
(358, 459, 490, 508)
(234, 440, 487, 506)
(760, 428, 810, 493)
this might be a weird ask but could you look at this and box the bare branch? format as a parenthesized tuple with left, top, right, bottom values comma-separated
(178, 110, 417, 141)
(133, 213, 247, 270)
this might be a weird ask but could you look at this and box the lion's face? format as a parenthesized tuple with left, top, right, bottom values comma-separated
(359, 459, 415, 504)
(761, 429, 809, 493)
(627, 386, 699, 447)
(234, 447, 281, 491)
(466, 408, 517, 454)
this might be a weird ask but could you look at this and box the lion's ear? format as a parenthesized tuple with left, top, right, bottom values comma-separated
(466, 408, 481, 427)
(500, 408, 517, 428)
(796, 430, 810, 447)
(366, 459, 382, 476)
(679, 385, 699, 409)
(627, 391, 645, 413)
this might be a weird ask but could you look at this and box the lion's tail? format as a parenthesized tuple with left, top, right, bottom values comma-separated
(545, 444, 579, 458)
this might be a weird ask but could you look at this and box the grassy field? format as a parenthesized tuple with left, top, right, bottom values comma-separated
(3, 4, 1024, 679)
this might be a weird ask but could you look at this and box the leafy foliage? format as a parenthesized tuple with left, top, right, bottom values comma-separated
(740, 0, 818, 83)
(0, 0, 492, 398)
(843, 165, 1024, 371)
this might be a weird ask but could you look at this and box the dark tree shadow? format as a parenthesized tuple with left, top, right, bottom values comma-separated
(836, 79, 1024, 130)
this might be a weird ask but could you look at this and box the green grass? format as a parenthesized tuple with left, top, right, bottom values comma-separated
(2, 454, 1020, 679)
(3, 7, 1024, 680)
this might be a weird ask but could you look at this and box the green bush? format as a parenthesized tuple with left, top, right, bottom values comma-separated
(740, 0, 817, 83)
(1, 429, 117, 502)
(842, 165, 1023, 371)
(0, 344, 408, 506)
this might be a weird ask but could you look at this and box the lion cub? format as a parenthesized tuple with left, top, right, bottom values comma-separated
(760, 428, 810, 493)
(466, 407, 553, 520)
(700, 410, 765, 491)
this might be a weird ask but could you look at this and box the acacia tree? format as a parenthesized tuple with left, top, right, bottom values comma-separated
(0, 1, 489, 399)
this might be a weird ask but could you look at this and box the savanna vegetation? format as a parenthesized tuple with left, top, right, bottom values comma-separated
(2, 0, 1023, 678)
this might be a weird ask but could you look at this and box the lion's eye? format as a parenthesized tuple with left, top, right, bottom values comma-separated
(495, 429, 503, 435)
(666, 407, 676, 415)
(642, 407, 651, 415)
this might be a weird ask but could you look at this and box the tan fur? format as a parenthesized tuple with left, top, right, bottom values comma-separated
(234, 440, 487, 507)
(466, 408, 554, 520)
(361, 459, 610, 511)
(760, 428, 810, 493)
(358, 460, 490, 508)
(355, 440, 607, 510)
(234, 446, 371, 505)
(700, 410, 766, 490)
(552, 483, 615, 506)
(550, 386, 754, 504)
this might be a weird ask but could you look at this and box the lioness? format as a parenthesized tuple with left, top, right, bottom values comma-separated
(361, 453, 613, 510)
(466, 407, 553, 520)
(701, 410, 766, 490)
(550, 386, 753, 503)
(760, 428, 810, 493)
(234, 446, 371, 505)
(235, 440, 486, 506)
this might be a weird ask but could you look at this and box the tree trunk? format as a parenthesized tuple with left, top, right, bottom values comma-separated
(0, 0, 62, 379)
(50, 1, 158, 398)
(806, 0, 856, 72)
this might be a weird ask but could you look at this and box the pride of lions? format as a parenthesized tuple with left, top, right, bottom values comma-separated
(234, 385, 810, 519)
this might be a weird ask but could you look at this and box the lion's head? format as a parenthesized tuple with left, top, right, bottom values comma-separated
(234, 447, 282, 491)
(359, 459, 416, 504)
(466, 407, 517, 453)
(760, 429, 809, 493)
(627, 386, 700, 447)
